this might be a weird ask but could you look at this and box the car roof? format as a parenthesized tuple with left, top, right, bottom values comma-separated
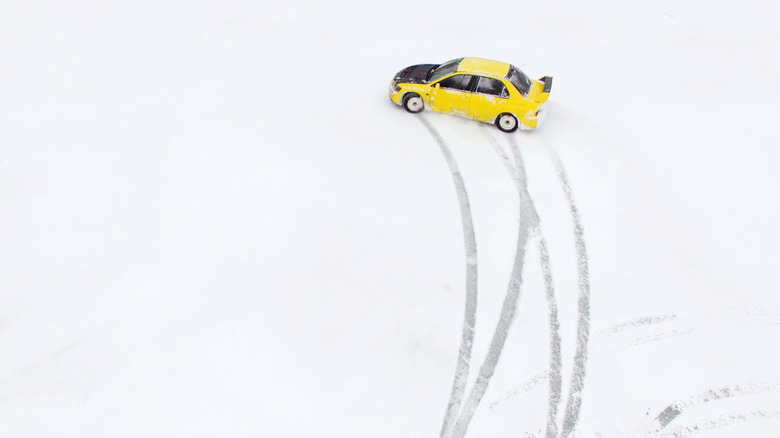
(457, 57, 511, 78)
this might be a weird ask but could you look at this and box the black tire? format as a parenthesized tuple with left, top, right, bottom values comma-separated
(495, 113, 519, 133)
(403, 93, 424, 114)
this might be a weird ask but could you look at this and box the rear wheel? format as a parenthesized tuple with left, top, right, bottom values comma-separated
(403, 93, 424, 113)
(496, 113, 519, 133)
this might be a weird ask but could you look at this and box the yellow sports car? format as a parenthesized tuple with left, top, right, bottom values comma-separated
(389, 57, 552, 132)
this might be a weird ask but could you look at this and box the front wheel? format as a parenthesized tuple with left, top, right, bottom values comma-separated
(495, 113, 519, 133)
(403, 93, 424, 113)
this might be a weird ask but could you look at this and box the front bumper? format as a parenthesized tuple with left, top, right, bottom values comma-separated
(389, 81, 403, 105)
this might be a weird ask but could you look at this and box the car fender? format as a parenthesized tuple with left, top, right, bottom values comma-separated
(400, 84, 433, 106)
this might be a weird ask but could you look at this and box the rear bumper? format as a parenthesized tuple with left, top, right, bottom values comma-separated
(520, 103, 548, 130)
(535, 103, 549, 126)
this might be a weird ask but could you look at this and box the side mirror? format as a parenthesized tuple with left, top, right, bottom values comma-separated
(434, 83, 440, 89)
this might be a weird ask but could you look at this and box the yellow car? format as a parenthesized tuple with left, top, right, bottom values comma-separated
(389, 57, 552, 132)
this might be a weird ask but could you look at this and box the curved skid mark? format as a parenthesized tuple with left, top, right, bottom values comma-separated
(494, 325, 691, 409)
(506, 136, 539, 229)
(656, 407, 780, 438)
(484, 128, 562, 438)
(543, 145, 592, 438)
(450, 213, 533, 438)
(596, 313, 780, 356)
(599, 311, 780, 340)
(447, 134, 539, 438)
(494, 329, 688, 409)
(493, 320, 772, 409)
(539, 238, 563, 438)
(488, 370, 549, 410)
(482, 128, 522, 189)
(418, 115, 480, 438)
(494, 311, 780, 410)
(598, 315, 679, 337)
(645, 383, 780, 432)
(608, 328, 694, 352)
(595, 312, 780, 353)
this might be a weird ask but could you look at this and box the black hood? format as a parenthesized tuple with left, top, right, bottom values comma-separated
(395, 64, 438, 84)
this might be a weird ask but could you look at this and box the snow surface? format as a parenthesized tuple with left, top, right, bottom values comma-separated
(2, 0, 780, 437)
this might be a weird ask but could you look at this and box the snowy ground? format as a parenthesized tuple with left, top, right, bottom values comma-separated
(2, 0, 780, 437)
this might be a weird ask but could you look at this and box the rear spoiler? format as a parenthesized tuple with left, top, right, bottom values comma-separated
(540, 76, 553, 93)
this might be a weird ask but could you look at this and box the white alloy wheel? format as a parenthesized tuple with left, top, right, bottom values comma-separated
(496, 113, 519, 133)
(404, 94, 424, 113)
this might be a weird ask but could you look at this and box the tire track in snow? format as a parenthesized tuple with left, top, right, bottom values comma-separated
(418, 115, 480, 438)
(488, 370, 550, 410)
(655, 407, 780, 438)
(539, 237, 563, 438)
(492, 312, 780, 410)
(485, 129, 562, 438)
(494, 315, 680, 407)
(604, 328, 695, 352)
(598, 315, 679, 337)
(600, 311, 780, 339)
(598, 311, 780, 352)
(541, 143, 592, 438)
(484, 128, 521, 183)
(643, 383, 780, 433)
(447, 134, 539, 438)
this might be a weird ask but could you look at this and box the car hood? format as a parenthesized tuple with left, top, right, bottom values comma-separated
(394, 64, 438, 84)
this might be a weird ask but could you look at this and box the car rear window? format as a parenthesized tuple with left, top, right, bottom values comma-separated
(506, 66, 532, 96)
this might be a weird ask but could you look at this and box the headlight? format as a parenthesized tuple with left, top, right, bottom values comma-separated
(391, 81, 401, 92)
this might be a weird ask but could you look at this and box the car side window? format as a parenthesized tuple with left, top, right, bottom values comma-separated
(438, 74, 475, 92)
(475, 77, 509, 98)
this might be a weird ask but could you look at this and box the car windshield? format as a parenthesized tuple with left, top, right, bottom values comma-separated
(506, 66, 532, 96)
(428, 58, 463, 82)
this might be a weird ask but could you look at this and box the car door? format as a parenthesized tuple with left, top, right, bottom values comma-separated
(430, 74, 476, 116)
(470, 76, 511, 122)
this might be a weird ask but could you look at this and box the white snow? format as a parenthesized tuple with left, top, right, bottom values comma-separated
(2, 0, 780, 437)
